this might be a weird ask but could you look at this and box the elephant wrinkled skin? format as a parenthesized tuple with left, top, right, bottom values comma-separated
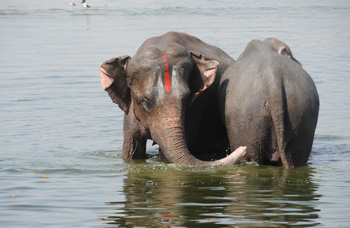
(99, 32, 246, 166)
(219, 38, 319, 168)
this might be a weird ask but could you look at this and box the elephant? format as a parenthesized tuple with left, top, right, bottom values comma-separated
(219, 38, 319, 168)
(99, 32, 246, 166)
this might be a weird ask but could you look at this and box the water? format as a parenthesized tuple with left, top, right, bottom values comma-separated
(0, 0, 349, 227)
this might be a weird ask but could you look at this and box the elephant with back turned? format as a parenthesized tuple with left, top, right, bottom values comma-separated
(99, 32, 246, 166)
(219, 38, 319, 168)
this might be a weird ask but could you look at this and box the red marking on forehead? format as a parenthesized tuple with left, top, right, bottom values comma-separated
(163, 53, 171, 93)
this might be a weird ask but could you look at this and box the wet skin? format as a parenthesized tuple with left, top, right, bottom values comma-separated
(219, 38, 319, 168)
(100, 32, 246, 166)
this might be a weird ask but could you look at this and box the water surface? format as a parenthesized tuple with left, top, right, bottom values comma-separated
(1, 0, 349, 227)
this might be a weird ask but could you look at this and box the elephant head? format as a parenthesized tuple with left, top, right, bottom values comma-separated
(100, 44, 246, 166)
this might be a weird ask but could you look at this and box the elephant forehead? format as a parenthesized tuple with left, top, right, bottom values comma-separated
(128, 52, 191, 77)
(135, 45, 190, 63)
(139, 46, 163, 59)
(127, 57, 160, 76)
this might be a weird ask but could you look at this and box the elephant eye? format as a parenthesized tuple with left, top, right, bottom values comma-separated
(141, 98, 153, 112)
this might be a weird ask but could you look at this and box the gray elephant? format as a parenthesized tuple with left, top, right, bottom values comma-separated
(99, 32, 246, 166)
(219, 38, 319, 168)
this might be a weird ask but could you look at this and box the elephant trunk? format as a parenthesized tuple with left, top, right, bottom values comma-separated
(150, 106, 246, 166)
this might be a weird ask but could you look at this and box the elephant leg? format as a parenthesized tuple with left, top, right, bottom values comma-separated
(158, 148, 166, 160)
(122, 110, 148, 159)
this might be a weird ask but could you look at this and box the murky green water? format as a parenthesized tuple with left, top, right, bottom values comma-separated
(103, 163, 321, 227)
(1, 0, 349, 227)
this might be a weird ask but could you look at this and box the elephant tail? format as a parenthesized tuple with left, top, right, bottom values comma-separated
(270, 78, 290, 168)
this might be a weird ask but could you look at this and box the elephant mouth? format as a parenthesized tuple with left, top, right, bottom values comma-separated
(99, 65, 114, 90)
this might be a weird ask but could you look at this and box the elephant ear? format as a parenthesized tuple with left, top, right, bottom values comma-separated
(277, 45, 302, 66)
(190, 51, 219, 102)
(99, 56, 131, 114)
(263, 38, 302, 66)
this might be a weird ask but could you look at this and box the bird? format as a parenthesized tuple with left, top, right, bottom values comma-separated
(82, 0, 90, 8)
(70, 1, 76, 6)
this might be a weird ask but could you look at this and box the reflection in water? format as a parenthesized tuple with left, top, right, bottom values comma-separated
(101, 164, 321, 227)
